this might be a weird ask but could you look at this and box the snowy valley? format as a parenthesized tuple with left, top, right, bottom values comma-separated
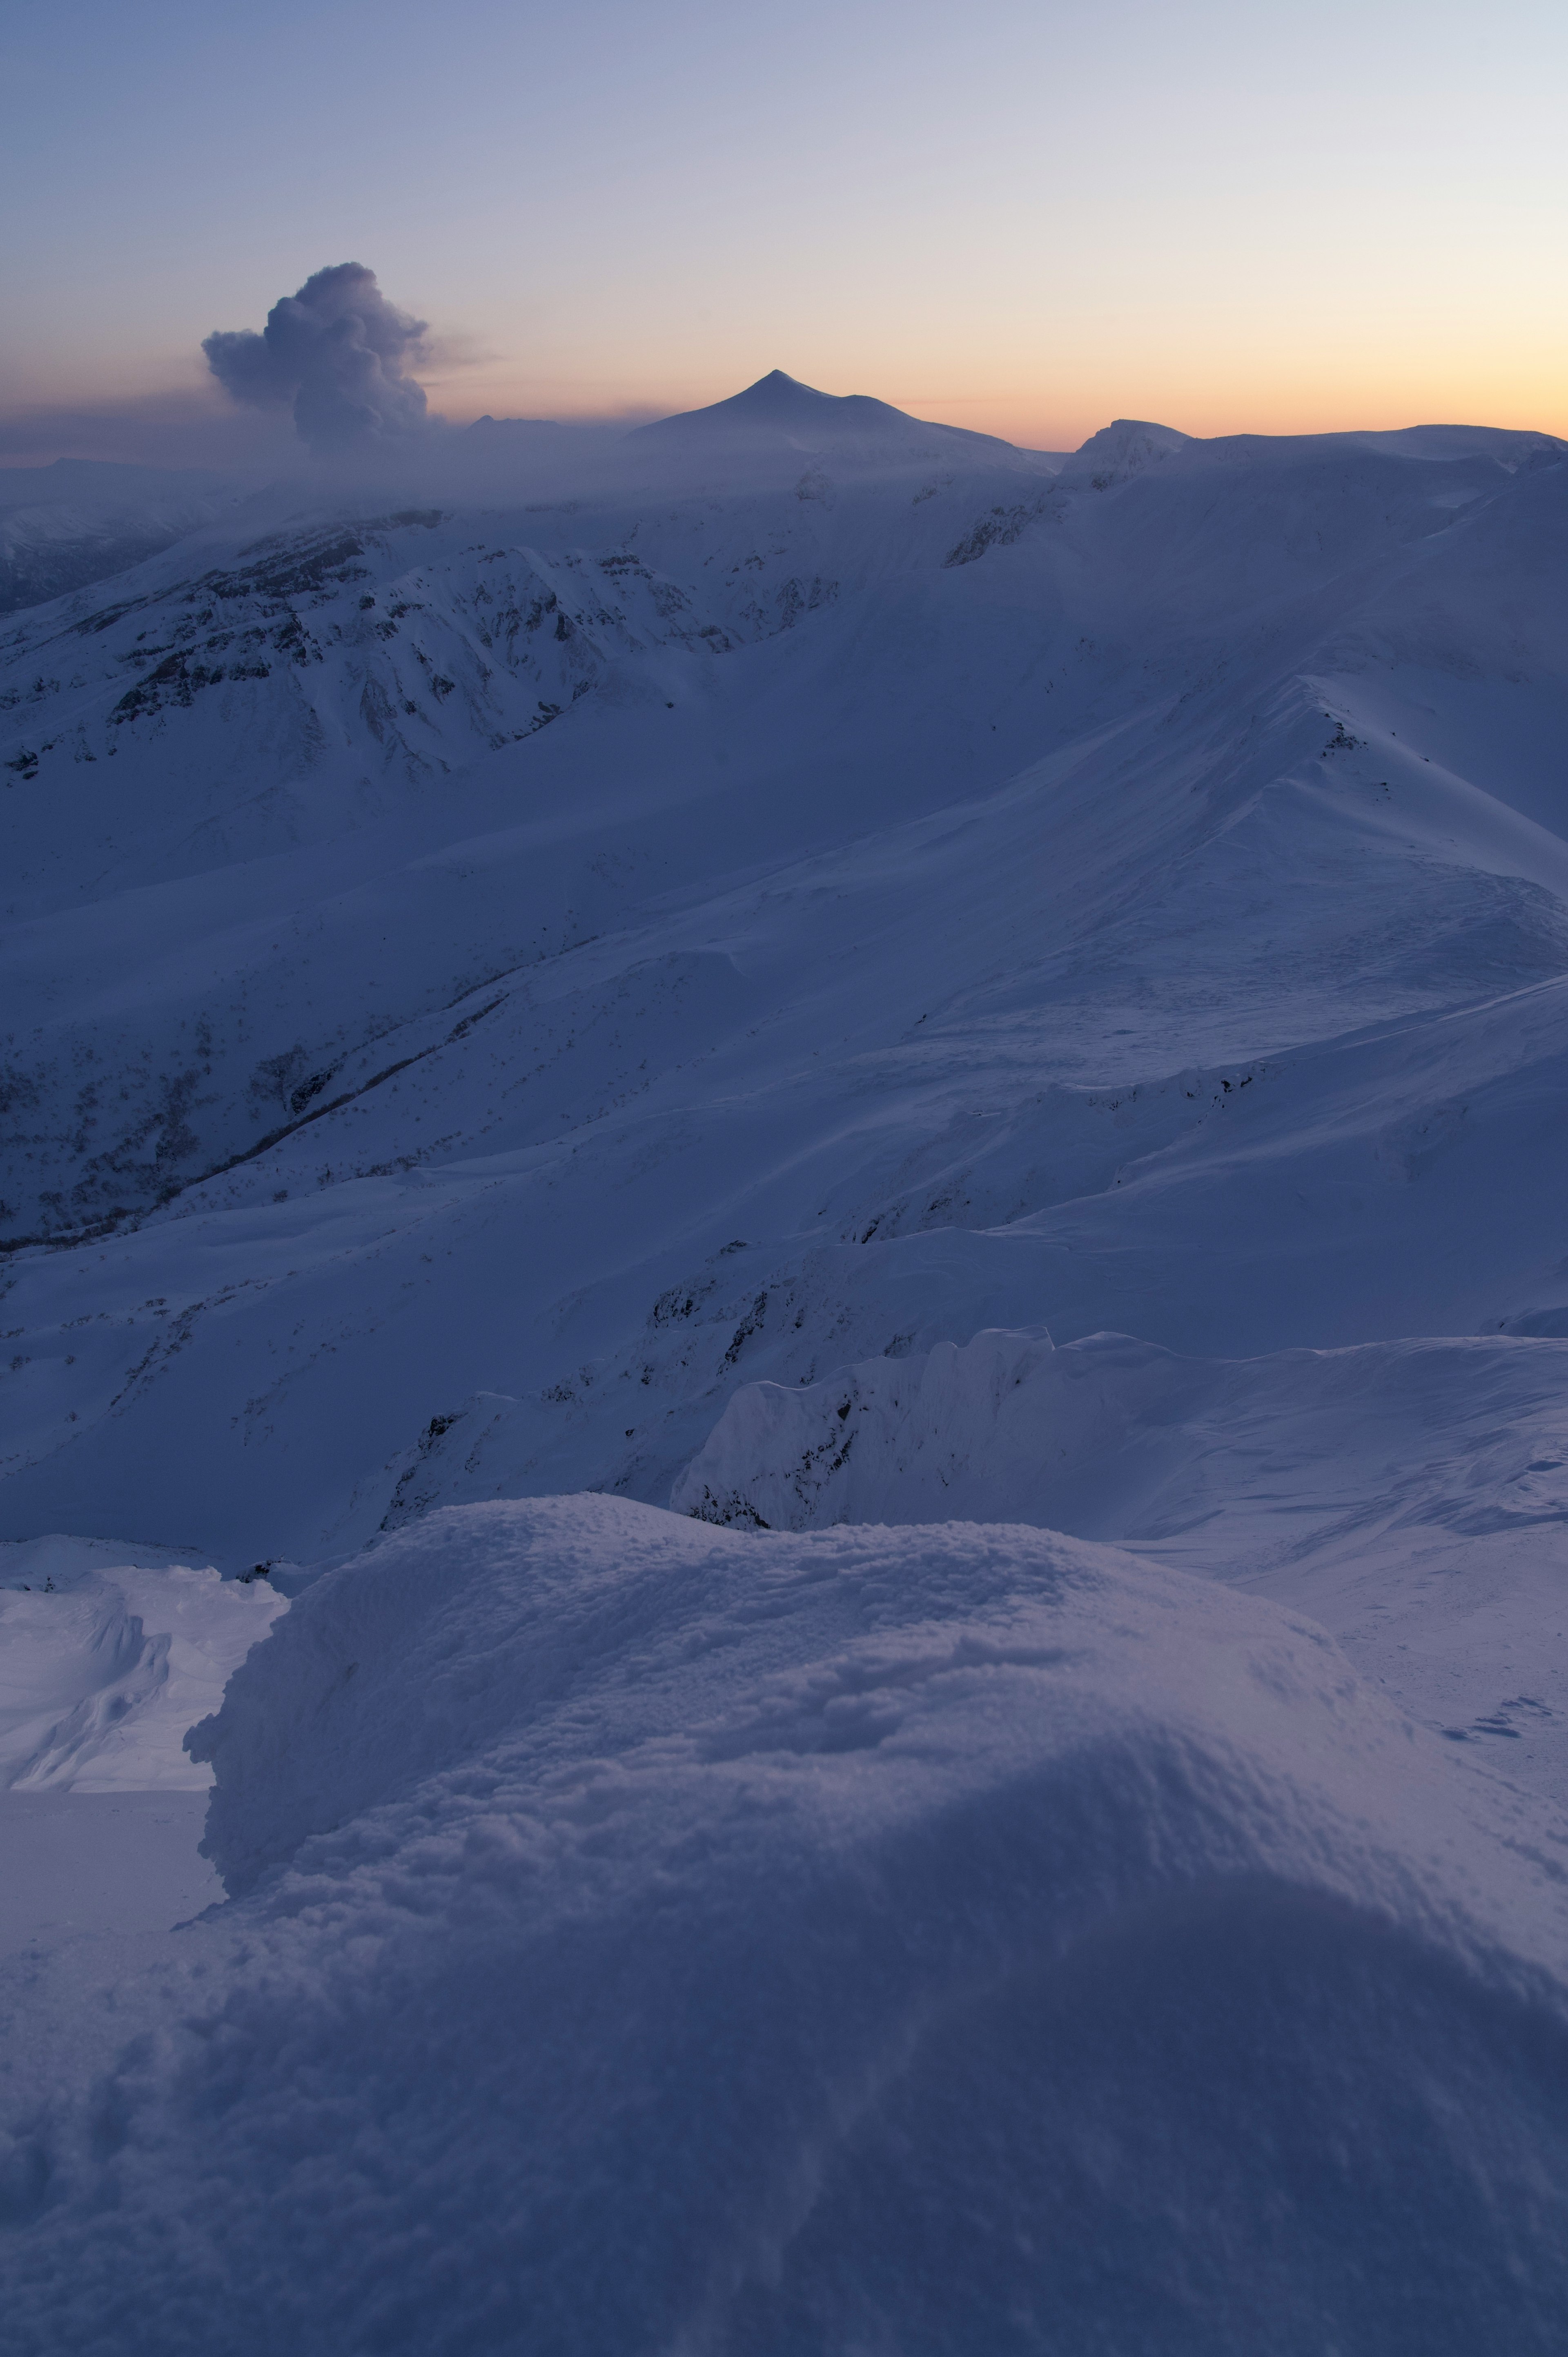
(2, 377, 1568, 2349)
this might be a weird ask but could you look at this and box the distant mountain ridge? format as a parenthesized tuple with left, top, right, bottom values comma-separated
(4, 383, 1556, 620)
(0, 457, 236, 508)
(0, 458, 250, 616)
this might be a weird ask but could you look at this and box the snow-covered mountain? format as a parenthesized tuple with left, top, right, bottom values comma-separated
(3, 399, 1563, 1581)
(3, 380, 1568, 2350)
(4, 388, 1566, 1759)
(634, 363, 1044, 462)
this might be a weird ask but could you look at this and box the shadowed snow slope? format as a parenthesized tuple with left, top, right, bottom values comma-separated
(1, 1498, 1566, 2354)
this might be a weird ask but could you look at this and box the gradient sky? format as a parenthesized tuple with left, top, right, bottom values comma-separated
(2, 0, 1563, 463)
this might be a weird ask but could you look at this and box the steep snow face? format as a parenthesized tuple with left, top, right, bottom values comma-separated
(2, 1498, 1566, 2355)
(676, 1325, 1568, 1553)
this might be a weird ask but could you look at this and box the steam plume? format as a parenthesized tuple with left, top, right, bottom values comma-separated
(204, 263, 432, 450)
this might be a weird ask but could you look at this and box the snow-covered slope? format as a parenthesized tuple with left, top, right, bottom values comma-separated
(3, 384, 1568, 2347)
(3, 411, 1564, 1615)
(675, 1324, 1568, 1793)
(2, 1498, 1566, 2354)
(0, 406, 1565, 1643)
(0, 1533, 283, 1791)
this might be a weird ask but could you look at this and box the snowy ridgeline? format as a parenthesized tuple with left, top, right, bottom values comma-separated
(675, 1320, 1568, 1543)
(2, 1496, 1566, 2353)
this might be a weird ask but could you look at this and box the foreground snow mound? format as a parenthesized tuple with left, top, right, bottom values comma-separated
(5, 1497, 1566, 2354)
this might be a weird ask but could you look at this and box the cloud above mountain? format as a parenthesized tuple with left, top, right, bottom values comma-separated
(204, 263, 435, 450)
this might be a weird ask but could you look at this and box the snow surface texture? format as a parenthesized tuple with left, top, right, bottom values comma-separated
(2, 1498, 1566, 2354)
(0, 1788, 218, 1962)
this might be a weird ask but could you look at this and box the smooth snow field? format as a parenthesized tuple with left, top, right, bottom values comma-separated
(2, 381, 1567, 2348)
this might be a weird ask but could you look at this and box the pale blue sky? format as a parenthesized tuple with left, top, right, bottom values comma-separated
(2, 0, 1562, 457)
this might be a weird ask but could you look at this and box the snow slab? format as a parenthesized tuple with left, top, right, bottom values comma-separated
(1, 1495, 1566, 2353)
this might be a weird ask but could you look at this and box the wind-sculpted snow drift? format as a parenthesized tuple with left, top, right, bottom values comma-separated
(1, 1498, 1566, 2354)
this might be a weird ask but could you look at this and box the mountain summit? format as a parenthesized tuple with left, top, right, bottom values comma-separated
(636, 368, 1023, 457)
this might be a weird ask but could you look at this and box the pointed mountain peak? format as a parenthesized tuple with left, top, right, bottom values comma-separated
(634, 372, 1018, 459)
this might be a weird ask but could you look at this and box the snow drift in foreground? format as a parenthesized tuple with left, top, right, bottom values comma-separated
(3, 1496, 1566, 2354)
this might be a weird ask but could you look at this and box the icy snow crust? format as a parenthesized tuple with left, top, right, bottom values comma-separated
(3, 391, 1568, 2341)
(0, 1497, 1565, 2354)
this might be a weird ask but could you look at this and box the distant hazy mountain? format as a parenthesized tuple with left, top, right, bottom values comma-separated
(0, 457, 247, 614)
(0, 458, 233, 507)
(460, 414, 562, 441)
(636, 366, 1063, 463)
